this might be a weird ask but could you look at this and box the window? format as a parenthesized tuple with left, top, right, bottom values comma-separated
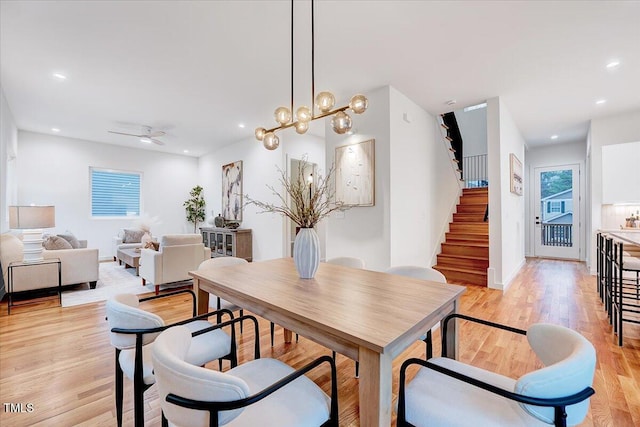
(90, 168, 141, 217)
(550, 201, 562, 213)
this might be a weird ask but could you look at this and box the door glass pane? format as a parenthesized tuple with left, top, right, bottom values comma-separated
(539, 170, 573, 247)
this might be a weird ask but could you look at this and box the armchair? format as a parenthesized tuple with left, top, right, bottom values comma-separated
(152, 322, 339, 427)
(139, 234, 211, 294)
(106, 290, 235, 427)
(398, 314, 596, 427)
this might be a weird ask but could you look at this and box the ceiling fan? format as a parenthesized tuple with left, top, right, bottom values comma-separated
(108, 125, 166, 145)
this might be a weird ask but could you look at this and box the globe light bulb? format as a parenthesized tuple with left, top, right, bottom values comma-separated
(296, 106, 312, 122)
(315, 91, 335, 113)
(295, 121, 309, 134)
(263, 132, 280, 150)
(274, 107, 292, 125)
(255, 127, 266, 141)
(349, 94, 368, 114)
(331, 111, 352, 134)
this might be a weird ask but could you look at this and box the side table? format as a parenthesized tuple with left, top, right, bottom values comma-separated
(8, 258, 62, 314)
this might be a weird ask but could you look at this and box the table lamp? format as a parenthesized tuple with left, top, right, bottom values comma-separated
(9, 205, 56, 263)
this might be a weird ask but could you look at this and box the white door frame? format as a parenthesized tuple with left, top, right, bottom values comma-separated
(533, 164, 580, 260)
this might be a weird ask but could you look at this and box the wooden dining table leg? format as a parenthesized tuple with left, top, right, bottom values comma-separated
(359, 346, 392, 426)
(193, 278, 209, 315)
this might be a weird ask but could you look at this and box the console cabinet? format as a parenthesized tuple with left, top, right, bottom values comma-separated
(200, 227, 252, 262)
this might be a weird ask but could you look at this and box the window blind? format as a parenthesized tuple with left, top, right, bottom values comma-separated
(91, 169, 141, 217)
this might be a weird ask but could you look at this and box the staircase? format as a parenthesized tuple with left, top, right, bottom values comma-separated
(434, 187, 489, 286)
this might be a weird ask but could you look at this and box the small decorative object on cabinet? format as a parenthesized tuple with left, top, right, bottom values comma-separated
(199, 227, 252, 262)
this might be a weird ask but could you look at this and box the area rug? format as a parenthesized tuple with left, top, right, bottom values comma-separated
(61, 261, 191, 307)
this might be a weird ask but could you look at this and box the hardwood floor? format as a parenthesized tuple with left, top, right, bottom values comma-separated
(1, 258, 638, 426)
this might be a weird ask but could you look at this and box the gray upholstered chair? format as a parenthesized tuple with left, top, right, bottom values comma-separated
(398, 314, 596, 427)
(106, 290, 235, 427)
(152, 324, 339, 426)
(385, 265, 447, 358)
(197, 257, 248, 331)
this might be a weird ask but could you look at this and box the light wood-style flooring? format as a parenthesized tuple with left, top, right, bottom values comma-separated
(1, 258, 638, 426)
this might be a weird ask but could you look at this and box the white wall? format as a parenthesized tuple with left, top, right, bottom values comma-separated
(587, 109, 640, 272)
(1, 87, 18, 233)
(454, 106, 487, 157)
(325, 86, 391, 271)
(198, 133, 325, 262)
(486, 97, 526, 290)
(525, 141, 587, 258)
(17, 131, 199, 260)
(325, 85, 458, 271)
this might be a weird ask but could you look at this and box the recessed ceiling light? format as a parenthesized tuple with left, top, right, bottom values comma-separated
(238, 123, 246, 128)
(446, 99, 457, 106)
(550, 135, 558, 140)
(139, 137, 152, 144)
(606, 61, 620, 69)
(51, 128, 60, 133)
(596, 99, 607, 105)
(183, 150, 189, 153)
(53, 73, 67, 80)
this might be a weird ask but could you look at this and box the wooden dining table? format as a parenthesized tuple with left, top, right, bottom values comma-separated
(190, 257, 466, 426)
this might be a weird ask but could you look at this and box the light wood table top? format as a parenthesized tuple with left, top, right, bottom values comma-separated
(191, 257, 466, 426)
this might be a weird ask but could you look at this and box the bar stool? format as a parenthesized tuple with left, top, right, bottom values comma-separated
(611, 240, 640, 346)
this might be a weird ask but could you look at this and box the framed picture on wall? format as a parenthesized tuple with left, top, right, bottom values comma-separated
(335, 139, 375, 206)
(222, 161, 243, 221)
(510, 153, 523, 196)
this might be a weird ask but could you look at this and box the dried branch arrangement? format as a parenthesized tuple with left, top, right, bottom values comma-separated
(245, 158, 346, 228)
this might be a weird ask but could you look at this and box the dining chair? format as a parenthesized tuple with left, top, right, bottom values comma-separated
(106, 290, 236, 427)
(152, 323, 339, 427)
(385, 265, 447, 359)
(325, 256, 366, 269)
(198, 257, 248, 332)
(398, 314, 596, 427)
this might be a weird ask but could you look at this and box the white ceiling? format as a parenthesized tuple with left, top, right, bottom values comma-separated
(1, 1, 639, 157)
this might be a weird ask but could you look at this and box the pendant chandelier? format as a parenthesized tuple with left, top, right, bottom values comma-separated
(255, 0, 368, 150)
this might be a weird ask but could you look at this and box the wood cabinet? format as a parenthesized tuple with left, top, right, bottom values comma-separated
(602, 141, 640, 204)
(200, 227, 252, 262)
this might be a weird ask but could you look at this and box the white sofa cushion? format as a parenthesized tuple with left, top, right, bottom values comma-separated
(161, 234, 203, 246)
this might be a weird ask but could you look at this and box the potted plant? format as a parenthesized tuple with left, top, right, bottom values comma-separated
(183, 185, 206, 233)
(246, 158, 346, 278)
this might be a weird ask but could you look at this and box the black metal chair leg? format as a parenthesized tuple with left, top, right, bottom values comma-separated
(355, 361, 359, 378)
(115, 351, 123, 427)
(239, 309, 244, 333)
(161, 412, 169, 427)
(270, 322, 275, 346)
(425, 329, 433, 359)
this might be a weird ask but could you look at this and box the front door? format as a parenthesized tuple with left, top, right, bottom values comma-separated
(534, 164, 580, 259)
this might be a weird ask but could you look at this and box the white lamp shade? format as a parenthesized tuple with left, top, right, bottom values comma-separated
(9, 206, 55, 229)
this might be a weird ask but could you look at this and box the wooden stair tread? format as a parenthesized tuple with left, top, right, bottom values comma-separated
(437, 253, 488, 261)
(442, 242, 488, 248)
(434, 265, 488, 275)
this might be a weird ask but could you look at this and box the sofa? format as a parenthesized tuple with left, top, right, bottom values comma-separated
(139, 234, 211, 294)
(0, 233, 99, 292)
(112, 228, 153, 262)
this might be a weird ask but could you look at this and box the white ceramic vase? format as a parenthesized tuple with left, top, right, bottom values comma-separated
(293, 227, 320, 279)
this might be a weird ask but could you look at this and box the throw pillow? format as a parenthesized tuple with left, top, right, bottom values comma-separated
(43, 235, 73, 250)
(144, 241, 160, 251)
(57, 233, 80, 249)
(122, 228, 145, 243)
